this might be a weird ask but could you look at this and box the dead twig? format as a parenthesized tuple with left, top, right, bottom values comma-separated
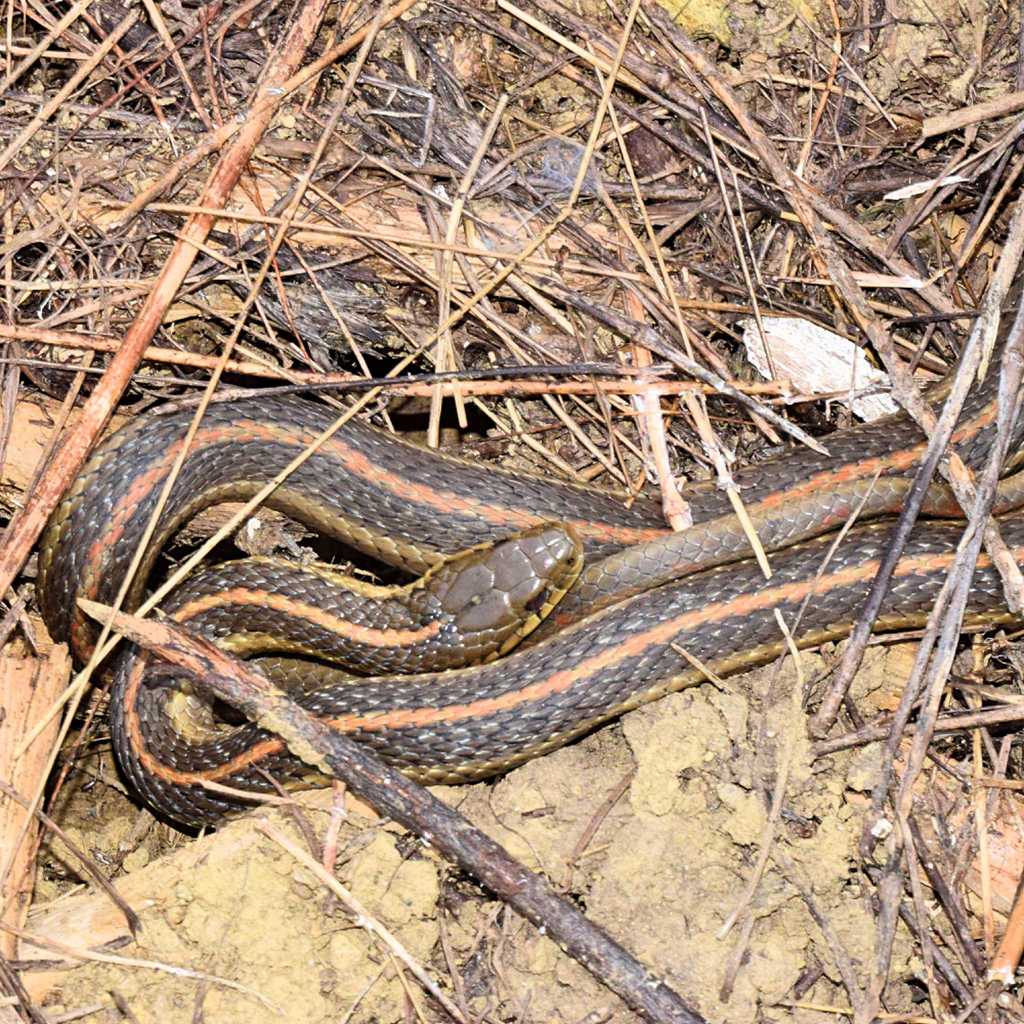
(0, 0, 334, 599)
(79, 599, 708, 1024)
(810, 210, 1024, 736)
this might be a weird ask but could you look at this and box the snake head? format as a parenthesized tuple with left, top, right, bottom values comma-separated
(424, 524, 583, 660)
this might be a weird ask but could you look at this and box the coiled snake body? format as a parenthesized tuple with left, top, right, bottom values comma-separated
(38, 315, 1024, 826)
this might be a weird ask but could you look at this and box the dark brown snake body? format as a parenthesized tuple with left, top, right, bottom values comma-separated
(37, 311, 1024, 827)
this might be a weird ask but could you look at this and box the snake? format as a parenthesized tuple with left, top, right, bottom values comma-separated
(37, 308, 1024, 827)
